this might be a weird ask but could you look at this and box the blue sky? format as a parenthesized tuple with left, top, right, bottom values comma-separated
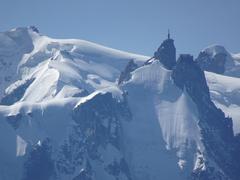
(0, 0, 239, 56)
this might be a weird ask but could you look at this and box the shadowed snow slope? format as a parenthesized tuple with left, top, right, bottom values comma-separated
(121, 61, 202, 180)
(0, 27, 148, 180)
(0, 27, 239, 180)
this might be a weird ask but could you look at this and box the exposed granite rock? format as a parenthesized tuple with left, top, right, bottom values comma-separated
(196, 50, 227, 74)
(56, 92, 132, 180)
(172, 54, 240, 180)
(72, 160, 93, 180)
(118, 59, 138, 85)
(22, 138, 54, 180)
(1, 78, 35, 105)
(154, 36, 176, 69)
(29, 26, 40, 33)
(195, 45, 236, 75)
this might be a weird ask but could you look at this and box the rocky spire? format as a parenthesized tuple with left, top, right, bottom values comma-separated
(172, 54, 240, 180)
(154, 31, 176, 70)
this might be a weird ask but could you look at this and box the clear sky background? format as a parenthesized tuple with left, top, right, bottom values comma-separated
(0, 0, 239, 57)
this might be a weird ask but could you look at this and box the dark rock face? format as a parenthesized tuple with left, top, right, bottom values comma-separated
(195, 50, 227, 74)
(72, 92, 131, 151)
(191, 168, 227, 180)
(56, 92, 132, 180)
(105, 158, 131, 178)
(154, 38, 176, 69)
(1, 78, 35, 105)
(22, 139, 54, 180)
(118, 59, 138, 84)
(172, 54, 240, 180)
(18, 92, 132, 180)
(29, 26, 40, 33)
(72, 160, 93, 180)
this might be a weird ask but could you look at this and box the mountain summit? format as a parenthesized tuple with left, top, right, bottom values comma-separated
(0, 27, 240, 180)
(153, 31, 176, 69)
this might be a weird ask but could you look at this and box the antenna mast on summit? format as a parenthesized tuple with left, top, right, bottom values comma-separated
(168, 29, 170, 39)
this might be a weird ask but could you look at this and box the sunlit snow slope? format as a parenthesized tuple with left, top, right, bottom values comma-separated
(0, 27, 148, 180)
(0, 27, 239, 180)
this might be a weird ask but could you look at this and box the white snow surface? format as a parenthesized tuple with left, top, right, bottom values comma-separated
(0, 25, 149, 148)
(0, 27, 148, 102)
(0, 27, 148, 180)
(121, 61, 203, 180)
(0, 27, 239, 180)
(205, 71, 240, 134)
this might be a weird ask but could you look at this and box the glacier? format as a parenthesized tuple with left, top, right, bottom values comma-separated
(0, 26, 239, 180)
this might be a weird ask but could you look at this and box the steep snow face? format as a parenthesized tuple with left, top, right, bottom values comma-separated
(121, 61, 202, 180)
(206, 72, 240, 134)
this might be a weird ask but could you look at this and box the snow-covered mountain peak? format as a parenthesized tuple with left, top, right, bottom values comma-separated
(0, 27, 149, 104)
(0, 27, 240, 180)
(0, 27, 35, 54)
(202, 44, 228, 57)
(196, 44, 240, 77)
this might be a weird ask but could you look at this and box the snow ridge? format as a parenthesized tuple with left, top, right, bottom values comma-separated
(0, 27, 239, 180)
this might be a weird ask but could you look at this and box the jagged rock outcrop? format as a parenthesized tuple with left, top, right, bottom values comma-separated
(29, 26, 40, 33)
(118, 59, 138, 84)
(154, 36, 176, 69)
(195, 45, 236, 75)
(196, 48, 227, 74)
(22, 139, 54, 180)
(0, 78, 35, 105)
(1, 26, 240, 180)
(55, 92, 132, 180)
(172, 54, 240, 180)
